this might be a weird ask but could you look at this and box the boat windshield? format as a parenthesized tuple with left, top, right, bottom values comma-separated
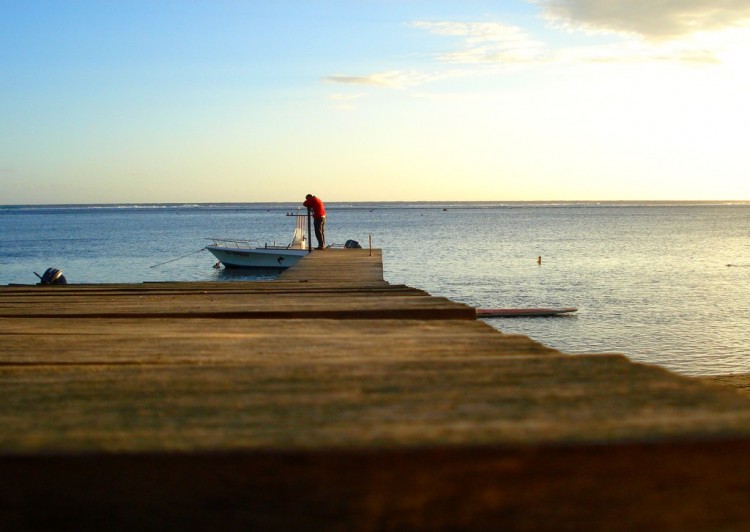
(290, 215, 307, 249)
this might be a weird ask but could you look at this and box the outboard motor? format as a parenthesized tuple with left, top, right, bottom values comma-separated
(344, 239, 362, 249)
(35, 267, 67, 285)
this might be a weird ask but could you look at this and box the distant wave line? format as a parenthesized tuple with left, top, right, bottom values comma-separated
(2, 200, 749, 212)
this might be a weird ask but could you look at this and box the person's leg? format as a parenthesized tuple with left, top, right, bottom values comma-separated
(314, 218, 324, 248)
(319, 216, 326, 248)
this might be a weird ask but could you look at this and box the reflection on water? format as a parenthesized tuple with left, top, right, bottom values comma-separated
(213, 267, 281, 282)
(374, 205, 750, 376)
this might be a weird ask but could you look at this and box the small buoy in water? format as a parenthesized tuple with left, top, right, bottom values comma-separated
(537, 256, 542, 265)
(34, 267, 67, 285)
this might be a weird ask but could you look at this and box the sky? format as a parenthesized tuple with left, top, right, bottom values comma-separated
(1, 0, 749, 204)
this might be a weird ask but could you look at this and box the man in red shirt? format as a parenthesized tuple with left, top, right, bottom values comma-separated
(303, 194, 326, 249)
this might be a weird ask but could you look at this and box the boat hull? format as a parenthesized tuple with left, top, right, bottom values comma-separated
(206, 246, 308, 269)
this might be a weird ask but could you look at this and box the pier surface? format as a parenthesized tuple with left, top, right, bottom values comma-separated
(3, 248, 750, 529)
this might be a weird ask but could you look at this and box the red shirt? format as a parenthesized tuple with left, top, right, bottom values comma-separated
(303, 196, 326, 218)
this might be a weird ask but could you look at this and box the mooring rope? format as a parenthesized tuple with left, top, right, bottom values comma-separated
(149, 248, 207, 268)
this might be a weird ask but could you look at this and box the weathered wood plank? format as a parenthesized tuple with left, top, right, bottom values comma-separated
(2, 352, 750, 453)
(0, 283, 415, 295)
(4, 247, 750, 530)
(280, 247, 384, 282)
(0, 318, 557, 365)
(0, 256, 471, 319)
(0, 292, 475, 320)
(3, 442, 750, 531)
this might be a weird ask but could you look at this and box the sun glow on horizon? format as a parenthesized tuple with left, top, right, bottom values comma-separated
(1, 1, 749, 204)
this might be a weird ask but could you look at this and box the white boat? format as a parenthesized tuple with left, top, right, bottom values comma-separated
(206, 214, 310, 269)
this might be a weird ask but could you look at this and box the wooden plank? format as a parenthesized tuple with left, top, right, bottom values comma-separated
(4, 314, 750, 455)
(0, 280, 405, 295)
(3, 442, 750, 530)
(4, 247, 750, 530)
(0, 318, 557, 365)
(280, 248, 384, 282)
(0, 286, 475, 319)
(2, 349, 750, 453)
(0, 294, 475, 320)
(0, 258, 471, 319)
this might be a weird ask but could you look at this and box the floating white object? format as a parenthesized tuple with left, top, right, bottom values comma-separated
(477, 307, 577, 317)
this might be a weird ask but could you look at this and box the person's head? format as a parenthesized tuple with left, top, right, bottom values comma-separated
(305, 194, 313, 200)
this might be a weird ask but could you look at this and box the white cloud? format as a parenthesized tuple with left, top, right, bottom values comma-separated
(536, 0, 750, 40)
(411, 21, 546, 63)
(323, 6, 750, 96)
(411, 21, 534, 44)
(411, 15, 743, 67)
(325, 70, 454, 89)
(558, 39, 721, 64)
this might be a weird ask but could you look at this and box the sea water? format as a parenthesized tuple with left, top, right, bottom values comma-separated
(1, 202, 749, 376)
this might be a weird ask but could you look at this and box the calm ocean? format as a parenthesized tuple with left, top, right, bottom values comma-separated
(1, 202, 749, 376)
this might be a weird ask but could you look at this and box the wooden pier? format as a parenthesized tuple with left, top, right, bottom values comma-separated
(2, 248, 750, 530)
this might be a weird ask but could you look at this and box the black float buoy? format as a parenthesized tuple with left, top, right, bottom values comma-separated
(34, 268, 67, 285)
